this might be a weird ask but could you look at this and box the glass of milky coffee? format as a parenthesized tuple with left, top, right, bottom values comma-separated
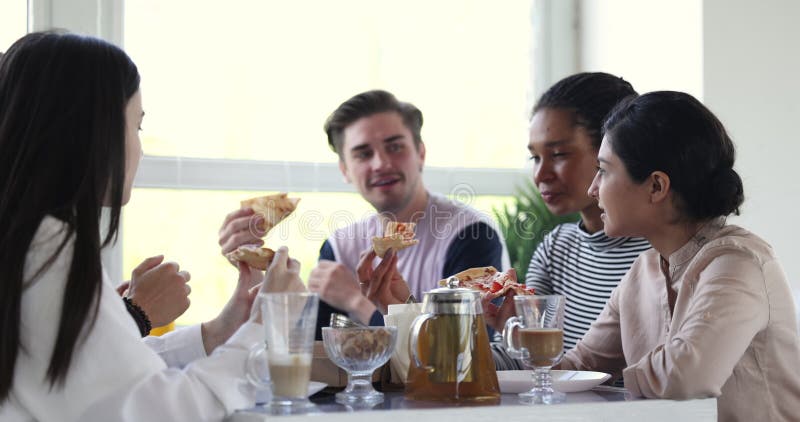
(247, 292, 319, 412)
(502, 295, 566, 405)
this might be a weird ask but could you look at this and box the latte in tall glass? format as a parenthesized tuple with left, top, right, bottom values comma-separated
(518, 328, 563, 367)
(269, 353, 312, 399)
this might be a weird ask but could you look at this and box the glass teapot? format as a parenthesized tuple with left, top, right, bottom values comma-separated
(404, 277, 500, 403)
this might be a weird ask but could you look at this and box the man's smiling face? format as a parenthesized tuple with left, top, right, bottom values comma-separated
(339, 111, 426, 215)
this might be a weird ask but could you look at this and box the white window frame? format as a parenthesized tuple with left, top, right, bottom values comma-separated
(27, 0, 577, 281)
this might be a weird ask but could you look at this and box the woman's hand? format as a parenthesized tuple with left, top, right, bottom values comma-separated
(218, 207, 265, 261)
(124, 255, 191, 327)
(258, 246, 305, 295)
(200, 251, 266, 354)
(482, 289, 518, 333)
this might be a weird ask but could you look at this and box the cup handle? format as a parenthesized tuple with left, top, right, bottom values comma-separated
(503, 316, 525, 359)
(245, 344, 271, 389)
(408, 313, 435, 371)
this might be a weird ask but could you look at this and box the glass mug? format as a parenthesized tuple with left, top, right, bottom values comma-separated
(503, 295, 566, 404)
(246, 292, 319, 413)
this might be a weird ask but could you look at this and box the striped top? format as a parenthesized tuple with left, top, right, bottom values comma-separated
(526, 221, 651, 351)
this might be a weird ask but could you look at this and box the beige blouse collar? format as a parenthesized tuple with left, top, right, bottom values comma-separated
(664, 217, 727, 283)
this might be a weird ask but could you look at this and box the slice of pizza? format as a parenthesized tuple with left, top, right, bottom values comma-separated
(385, 221, 416, 240)
(371, 221, 419, 258)
(241, 193, 300, 235)
(440, 267, 534, 296)
(443, 266, 499, 284)
(486, 268, 534, 296)
(225, 245, 276, 270)
(371, 234, 419, 258)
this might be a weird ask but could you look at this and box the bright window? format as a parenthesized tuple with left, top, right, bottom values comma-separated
(123, 0, 532, 168)
(122, 1, 532, 325)
(0, 1, 27, 52)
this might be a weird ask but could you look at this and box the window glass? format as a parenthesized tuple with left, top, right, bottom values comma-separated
(0, 1, 26, 52)
(124, 0, 531, 169)
(122, 189, 513, 325)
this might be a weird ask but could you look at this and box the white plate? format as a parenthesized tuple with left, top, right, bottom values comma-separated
(497, 370, 611, 394)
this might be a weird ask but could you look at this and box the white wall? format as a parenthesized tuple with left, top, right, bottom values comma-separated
(578, 0, 703, 98)
(703, 0, 800, 290)
(577, 0, 800, 290)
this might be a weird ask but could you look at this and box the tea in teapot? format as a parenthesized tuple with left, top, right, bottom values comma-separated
(405, 278, 500, 404)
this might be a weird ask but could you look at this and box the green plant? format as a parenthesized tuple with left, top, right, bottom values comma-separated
(493, 179, 580, 279)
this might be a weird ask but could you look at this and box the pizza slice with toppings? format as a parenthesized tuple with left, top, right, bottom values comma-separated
(225, 245, 275, 270)
(440, 266, 534, 296)
(372, 221, 419, 258)
(241, 193, 300, 235)
(386, 221, 416, 240)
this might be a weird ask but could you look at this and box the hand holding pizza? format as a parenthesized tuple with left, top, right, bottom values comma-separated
(259, 246, 305, 294)
(219, 193, 300, 269)
(439, 266, 533, 332)
(357, 248, 411, 313)
(482, 289, 518, 333)
(218, 207, 264, 256)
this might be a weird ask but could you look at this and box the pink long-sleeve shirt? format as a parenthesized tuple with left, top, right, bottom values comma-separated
(562, 219, 800, 421)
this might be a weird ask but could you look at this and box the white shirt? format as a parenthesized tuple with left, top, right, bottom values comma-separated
(143, 324, 207, 369)
(0, 216, 263, 422)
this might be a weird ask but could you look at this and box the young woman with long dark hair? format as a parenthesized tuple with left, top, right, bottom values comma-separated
(0, 32, 297, 421)
(561, 91, 800, 420)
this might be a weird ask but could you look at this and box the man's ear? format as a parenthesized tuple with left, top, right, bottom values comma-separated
(338, 159, 351, 184)
(649, 171, 671, 204)
(418, 141, 426, 171)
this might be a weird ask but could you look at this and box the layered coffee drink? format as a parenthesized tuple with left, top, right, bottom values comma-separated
(518, 328, 563, 367)
(269, 353, 312, 398)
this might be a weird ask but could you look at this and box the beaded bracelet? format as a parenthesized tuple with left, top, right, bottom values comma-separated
(123, 297, 152, 337)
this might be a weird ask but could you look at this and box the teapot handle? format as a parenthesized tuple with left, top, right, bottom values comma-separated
(409, 313, 435, 370)
(503, 316, 526, 360)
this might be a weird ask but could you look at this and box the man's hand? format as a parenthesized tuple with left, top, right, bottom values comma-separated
(308, 260, 376, 324)
(357, 249, 411, 313)
(125, 255, 191, 328)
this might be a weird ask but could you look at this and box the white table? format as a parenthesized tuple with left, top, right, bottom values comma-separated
(227, 387, 716, 422)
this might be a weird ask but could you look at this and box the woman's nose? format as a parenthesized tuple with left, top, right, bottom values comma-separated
(533, 160, 553, 185)
(587, 173, 600, 199)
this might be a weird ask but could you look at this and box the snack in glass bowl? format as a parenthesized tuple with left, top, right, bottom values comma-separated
(321, 326, 397, 404)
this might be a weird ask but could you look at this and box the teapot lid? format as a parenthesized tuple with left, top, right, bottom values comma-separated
(422, 276, 482, 315)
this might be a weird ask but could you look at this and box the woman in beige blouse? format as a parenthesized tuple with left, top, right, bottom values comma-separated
(565, 91, 800, 421)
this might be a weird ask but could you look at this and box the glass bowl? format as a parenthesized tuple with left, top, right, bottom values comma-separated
(322, 326, 398, 404)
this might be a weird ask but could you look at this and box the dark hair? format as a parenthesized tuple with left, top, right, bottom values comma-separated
(604, 91, 744, 221)
(0, 32, 140, 401)
(324, 90, 423, 158)
(533, 72, 637, 149)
